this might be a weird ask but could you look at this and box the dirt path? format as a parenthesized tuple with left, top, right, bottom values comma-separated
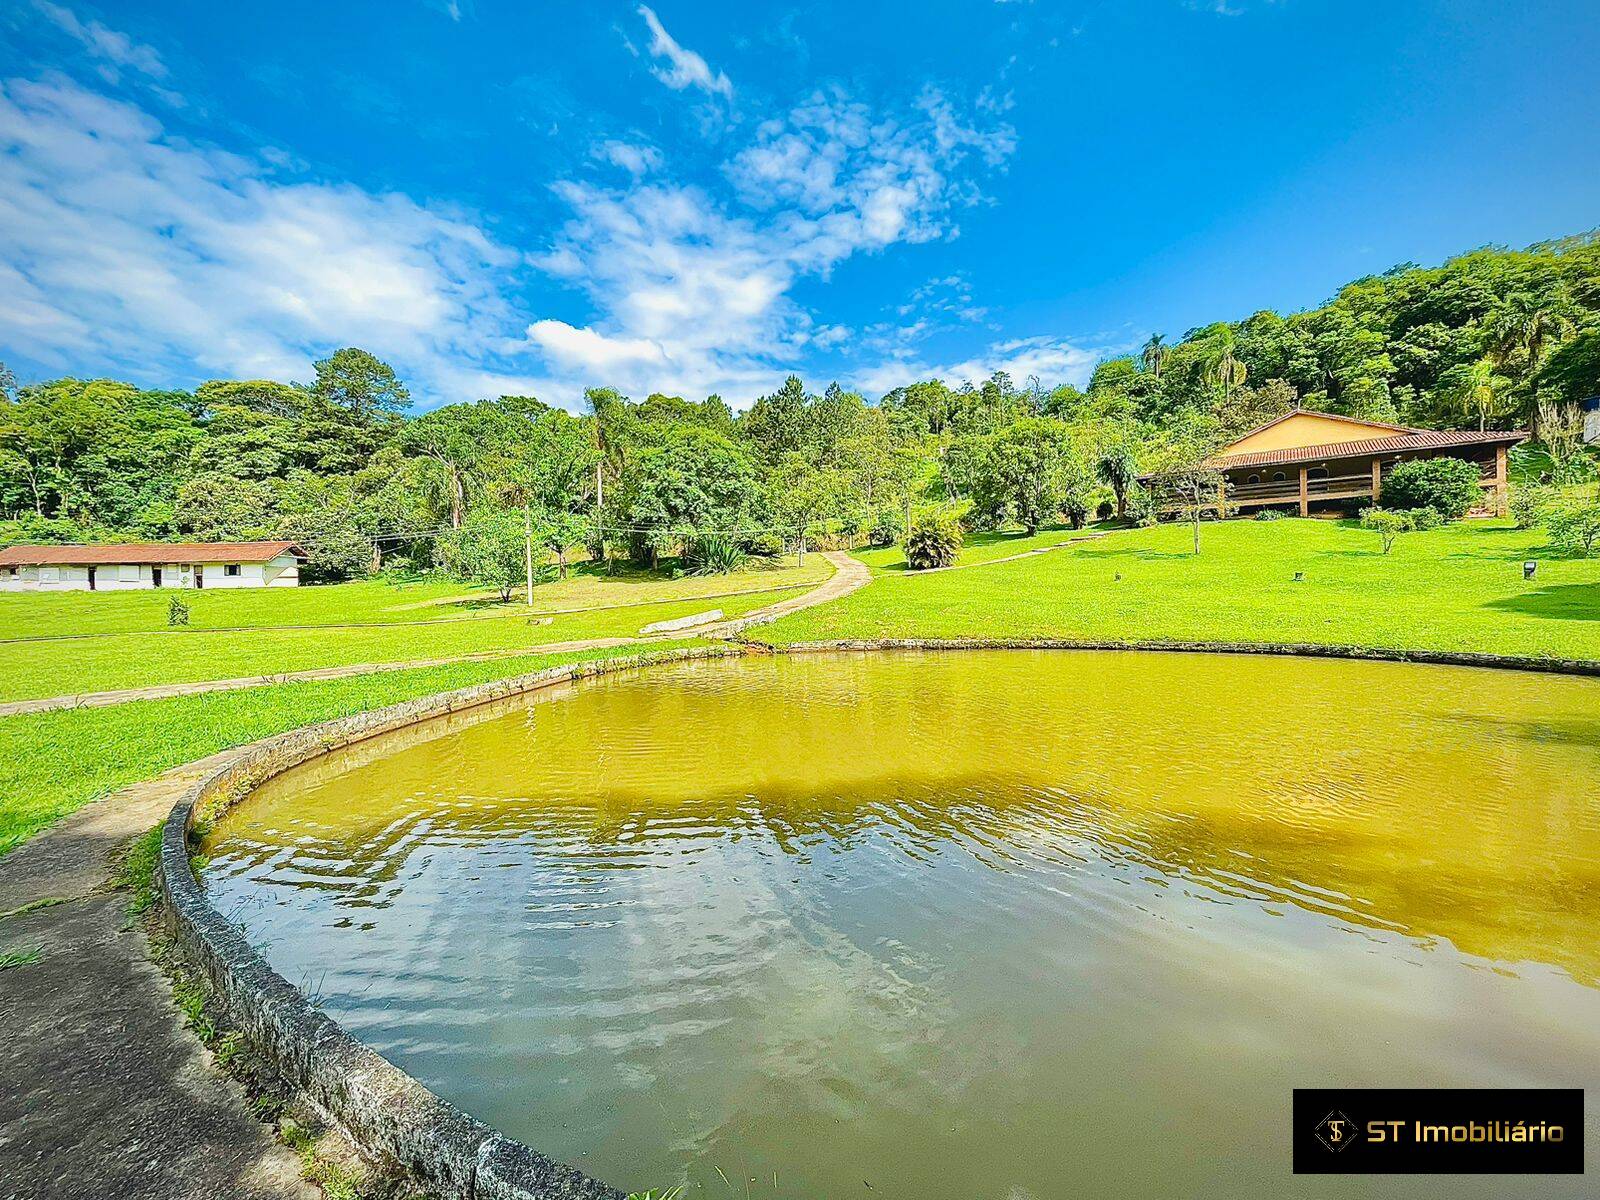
(0, 552, 871, 717)
(0, 755, 317, 1200)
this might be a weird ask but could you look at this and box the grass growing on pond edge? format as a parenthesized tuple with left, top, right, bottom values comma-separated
(757, 517, 1600, 662)
(0, 641, 710, 859)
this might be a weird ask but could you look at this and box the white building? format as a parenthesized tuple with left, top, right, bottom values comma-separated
(0, 541, 306, 592)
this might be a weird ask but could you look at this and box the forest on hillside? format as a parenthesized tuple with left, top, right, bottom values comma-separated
(2, 232, 1598, 582)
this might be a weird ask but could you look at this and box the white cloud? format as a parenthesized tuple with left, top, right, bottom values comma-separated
(525, 87, 1018, 403)
(636, 5, 733, 100)
(30, 2, 167, 83)
(849, 335, 1105, 398)
(592, 139, 663, 176)
(0, 67, 1027, 410)
(0, 76, 522, 397)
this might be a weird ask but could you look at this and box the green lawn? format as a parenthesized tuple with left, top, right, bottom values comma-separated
(0, 555, 828, 640)
(760, 517, 1600, 661)
(0, 584, 807, 703)
(0, 641, 711, 858)
(852, 525, 1095, 573)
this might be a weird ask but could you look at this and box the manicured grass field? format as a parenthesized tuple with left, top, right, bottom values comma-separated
(0, 583, 808, 703)
(0, 641, 710, 858)
(852, 526, 1096, 573)
(0, 555, 828, 640)
(761, 517, 1600, 661)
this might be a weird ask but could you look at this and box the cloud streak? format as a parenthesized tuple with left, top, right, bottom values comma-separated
(637, 6, 733, 100)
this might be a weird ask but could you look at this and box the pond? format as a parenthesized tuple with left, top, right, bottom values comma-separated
(202, 650, 1600, 1198)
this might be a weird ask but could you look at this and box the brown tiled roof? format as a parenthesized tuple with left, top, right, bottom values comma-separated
(1207, 429, 1526, 471)
(0, 541, 305, 567)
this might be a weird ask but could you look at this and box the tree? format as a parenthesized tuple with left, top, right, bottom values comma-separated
(1438, 358, 1507, 431)
(1147, 415, 1227, 554)
(0, 362, 16, 401)
(619, 427, 761, 568)
(1382, 457, 1483, 520)
(1141, 334, 1167, 379)
(311, 348, 410, 418)
(973, 418, 1072, 534)
(1095, 439, 1139, 521)
(441, 510, 530, 601)
(173, 471, 276, 539)
(1545, 498, 1600, 558)
(1359, 506, 1413, 554)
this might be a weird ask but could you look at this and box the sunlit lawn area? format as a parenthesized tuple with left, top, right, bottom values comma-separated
(762, 517, 1600, 661)
(851, 525, 1096, 573)
(0, 553, 829, 639)
(0, 584, 806, 703)
(0, 642, 711, 858)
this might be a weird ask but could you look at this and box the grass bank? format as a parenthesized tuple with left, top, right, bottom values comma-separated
(0, 554, 828, 640)
(0, 585, 803, 703)
(0, 641, 709, 858)
(760, 518, 1600, 661)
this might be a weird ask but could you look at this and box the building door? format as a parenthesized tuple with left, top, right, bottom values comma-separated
(88, 566, 97, 591)
(195, 565, 204, 589)
(152, 567, 163, 588)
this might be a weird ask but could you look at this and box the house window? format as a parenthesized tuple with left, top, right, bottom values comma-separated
(225, 564, 241, 577)
(1307, 467, 1329, 480)
(119, 565, 140, 582)
(1247, 474, 1261, 485)
(1271, 471, 1286, 482)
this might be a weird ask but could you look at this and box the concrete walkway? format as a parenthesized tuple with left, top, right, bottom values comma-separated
(0, 754, 318, 1200)
(0, 552, 870, 718)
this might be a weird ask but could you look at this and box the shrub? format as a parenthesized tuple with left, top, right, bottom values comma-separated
(1359, 506, 1414, 554)
(1381, 457, 1483, 520)
(167, 594, 191, 626)
(905, 509, 963, 570)
(1408, 506, 1444, 531)
(1545, 498, 1600, 558)
(1253, 508, 1286, 521)
(1509, 485, 1550, 530)
(683, 534, 748, 575)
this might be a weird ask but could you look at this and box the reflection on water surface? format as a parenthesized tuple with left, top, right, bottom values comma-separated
(204, 651, 1600, 1199)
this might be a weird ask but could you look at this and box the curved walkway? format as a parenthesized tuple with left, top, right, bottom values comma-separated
(0, 748, 318, 1200)
(0, 552, 871, 718)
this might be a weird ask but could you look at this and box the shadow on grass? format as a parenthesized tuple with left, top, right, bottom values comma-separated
(1485, 583, 1600, 623)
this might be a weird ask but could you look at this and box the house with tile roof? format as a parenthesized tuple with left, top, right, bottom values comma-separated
(0, 541, 306, 592)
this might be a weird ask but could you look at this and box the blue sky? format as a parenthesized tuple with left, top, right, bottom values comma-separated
(2, 0, 1596, 410)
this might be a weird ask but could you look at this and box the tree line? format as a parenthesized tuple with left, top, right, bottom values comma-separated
(1, 232, 1597, 584)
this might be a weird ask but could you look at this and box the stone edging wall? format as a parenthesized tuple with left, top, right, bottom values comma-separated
(768, 637, 1600, 677)
(156, 636, 1600, 1200)
(157, 646, 746, 1200)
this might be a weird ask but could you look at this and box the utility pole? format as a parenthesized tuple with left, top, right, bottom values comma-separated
(523, 503, 534, 607)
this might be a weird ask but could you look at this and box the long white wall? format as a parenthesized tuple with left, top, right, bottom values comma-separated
(0, 555, 301, 592)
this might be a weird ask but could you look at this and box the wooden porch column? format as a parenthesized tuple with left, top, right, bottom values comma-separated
(1371, 456, 1382, 506)
(1494, 444, 1509, 517)
(1298, 466, 1309, 517)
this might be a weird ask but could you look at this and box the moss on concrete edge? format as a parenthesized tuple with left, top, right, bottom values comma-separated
(157, 645, 746, 1200)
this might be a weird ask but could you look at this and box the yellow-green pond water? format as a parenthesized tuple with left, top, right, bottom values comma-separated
(203, 651, 1600, 1198)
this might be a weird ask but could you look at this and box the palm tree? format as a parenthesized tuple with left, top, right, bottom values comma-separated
(1203, 329, 1248, 405)
(1141, 333, 1167, 379)
(1488, 294, 1575, 435)
(1096, 443, 1139, 521)
(1449, 358, 1502, 432)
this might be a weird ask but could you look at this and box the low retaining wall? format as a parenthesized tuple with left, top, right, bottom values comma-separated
(771, 637, 1600, 677)
(157, 646, 743, 1200)
(156, 636, 1600, 1199)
